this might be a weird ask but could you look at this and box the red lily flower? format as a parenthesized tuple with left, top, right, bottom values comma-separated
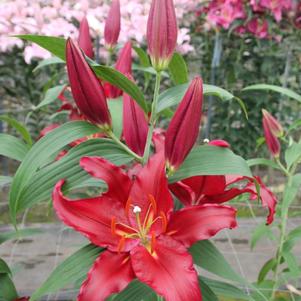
(262, 109, 282, 157)
(106, 41, 132, 98)
(53, 153, 237, 301)
(66, 38, 111, 128)
(165, 77, 203, 172)
(104, 0, 121, 50)
(78, 16, 94, 59)
(169, 140, 277, 225)
(122, 76, 148, 156)
(147, 0, 178, 70)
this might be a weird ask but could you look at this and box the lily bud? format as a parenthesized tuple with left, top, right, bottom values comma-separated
(262, 109, 283, 137)
(123, 76, 148, 156)
(104, 0, 121, 50)
(78, 16, 94, 59)
(66, 38, 111, 128)
(107, 41, 132, 98)
(147, 0, 178, 71)
(165, 77, 203, 170)
(262, 110, 281, 158)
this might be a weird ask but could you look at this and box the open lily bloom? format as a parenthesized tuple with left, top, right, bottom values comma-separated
(53, 153, 237, 301)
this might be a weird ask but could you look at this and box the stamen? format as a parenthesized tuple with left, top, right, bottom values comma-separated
(117, 236, 126, 253)
(160, 211, 167, 232)
(151, 231, 156, 254)
(133, 206, 142, 213)
(148, 194, 157, 214)
(111, 217, 117, 236)
(125, 197, 132, 216)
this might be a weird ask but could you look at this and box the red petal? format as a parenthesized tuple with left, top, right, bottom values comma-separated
(52, 180, 135, 251)
(80, 156, 131, 203)
(167, 204, 237, 247)
(78, 251, 134, 301)
(208, 139, 230, 148)
(129, 153, 173, 224)
(130, 236, 202, 301)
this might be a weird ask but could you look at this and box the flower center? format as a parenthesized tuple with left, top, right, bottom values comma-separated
(111, 194, 167, 253)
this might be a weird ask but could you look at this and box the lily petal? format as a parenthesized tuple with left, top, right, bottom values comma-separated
(130, 236, 202, 301)
(78, 251, 134, 301)
(52, 180, 134, 251)
(80, 156, 131, 203)
(167, 204, 237, 247)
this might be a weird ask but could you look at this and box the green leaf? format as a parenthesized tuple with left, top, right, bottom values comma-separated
(0, 134, 29, 161)
(0, 228, 42, 245)
(16, 35, 148, 113)
(35, 84, 66, 110)
(199, 278, 219, 301)
(247, 158, 281, 170)
(250, 223, 275, 250)
(0, 259, 11, 275)
(282, 174, 301, 212)
(0, 176, 12, 188)
(157, 82, 243, 115)
(242, 84, 301, 103)
(282, 251, 301, 278)
(190, 240, 244, 283)
(169, 145, 251, 183)
(287, 119, 301, 133)
(283, 226, 301, 253)
(108, 97, 123, 138)
(9, 121, 101, 224)
(30, 244, 103, 301)
(33, 56, 65, 72)
(133, 46, 151, 87)
(257, 258, 277, 283)
(0, 115, 32, 146)
(200, 277, 250, 300)
(168, 53, 189, 85)
(17, 138, 132, 212)
(285, 141, 301, 170)
(0, 274, 18, 301)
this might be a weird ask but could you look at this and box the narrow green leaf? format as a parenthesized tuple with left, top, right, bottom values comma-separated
(35, 84, 66, 110)
(247, 158, 281, 170)
(157, 82, 240, 114)
(199, 278, 219, 301)
(200, 277, 250, 300)
(250, 223, 275, 250)
(257, 258, 277, 283)
(190, 240, 244, 283)
(33, 56, 65, 72)
(17, 139, 132, 212)
(0, 176, 12, 188)
(242, 84, 301, 103)
(133, 47, 151, 67)
(168, 52, 189, 85)
(285, 141, 301, 170)
(169, 145, 251, 183)
(0, 274, 18, 301)
(283, 226, 301, 253)
(287, 119, 301, 133)
(282, 251, 301, 278)
(0, 228, 42, 245)
(9, 121, 100, 224)
(0, 259, 11, 275)
(108, 97, 123, 138)
(16, 35, 148, 113)
(282, 174, 301, 212)
(0, 134, 29, 161)
(0, 116, 32, 146)
(30, 244, 103, 301)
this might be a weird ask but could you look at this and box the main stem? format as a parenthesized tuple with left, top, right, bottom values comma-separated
(142, 71, 162, 164)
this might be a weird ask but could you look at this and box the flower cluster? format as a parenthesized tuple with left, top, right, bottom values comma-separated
(196, 0, 298, 39)
(0, 0, 197, 63)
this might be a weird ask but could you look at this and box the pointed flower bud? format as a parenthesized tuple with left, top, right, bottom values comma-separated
(106, 41, 132, 98)
(147, 0, 178, 71)
(66, 38, 111, 128)
(104, 0, 121, 49)
(78, 16, 94, 59)
(262, 109, 281, 158)
(123, 75, 148, 156)
(165, 77, 203, 170)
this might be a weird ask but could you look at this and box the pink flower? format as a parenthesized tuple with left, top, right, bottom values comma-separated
(247, 17, 269, 39)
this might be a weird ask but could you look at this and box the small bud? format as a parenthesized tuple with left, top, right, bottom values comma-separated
(147, 0, 178, 71)
(208, 140, 230, 148)
(104, 0, 121, 50)
(78, 16, 94, 59)
(66, 38, 111, 127)
(165, 77, 203, 169)
(262, 109, 281, 157)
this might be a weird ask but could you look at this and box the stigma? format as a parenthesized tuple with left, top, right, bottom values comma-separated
(133, 206, 142, 214)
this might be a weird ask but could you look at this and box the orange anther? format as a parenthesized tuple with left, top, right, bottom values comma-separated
(160, 211, 167, 232)
(125, 197, 132, 217)
(148, 194, 157, 214)
(111, 216, 117, 236)
(150, 231, 156, 254)
(117, 236, 126, 253)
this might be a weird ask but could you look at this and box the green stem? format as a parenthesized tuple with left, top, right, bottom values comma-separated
(275, 158, 289, 176)
(107, 130, 143, 163)
(142, 71, 162, 164)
